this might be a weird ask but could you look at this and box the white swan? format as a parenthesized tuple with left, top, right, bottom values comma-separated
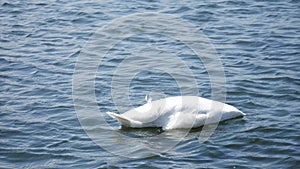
(107, 96, 245, 130)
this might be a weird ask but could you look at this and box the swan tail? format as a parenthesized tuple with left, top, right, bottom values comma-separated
(106, 112, 131, 127)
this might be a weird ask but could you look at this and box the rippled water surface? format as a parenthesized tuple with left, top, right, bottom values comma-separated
(1, 0, 299, 168)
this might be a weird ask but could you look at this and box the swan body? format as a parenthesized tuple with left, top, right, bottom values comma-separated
(107, 96, 245, 130)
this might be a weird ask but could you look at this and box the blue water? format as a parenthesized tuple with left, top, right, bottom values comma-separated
(1, 0, 299, 168)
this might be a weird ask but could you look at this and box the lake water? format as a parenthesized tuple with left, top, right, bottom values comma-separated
(1, 0, 299, 168)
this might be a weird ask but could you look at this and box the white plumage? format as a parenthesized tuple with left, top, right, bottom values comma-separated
(107, 96, 245, 130)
